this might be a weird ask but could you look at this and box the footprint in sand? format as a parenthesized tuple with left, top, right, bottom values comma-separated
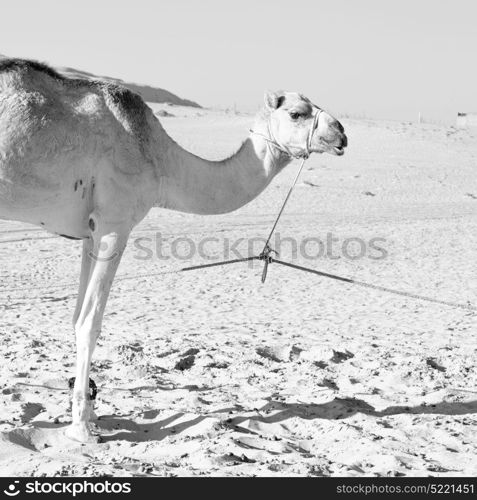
(175, 355, 196, 371)
(256, 344, 302, 362)
(174, 348, 201, 371)
(20, 403, 45, 424)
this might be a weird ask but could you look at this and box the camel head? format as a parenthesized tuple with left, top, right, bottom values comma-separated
(263, 91, 347, 158)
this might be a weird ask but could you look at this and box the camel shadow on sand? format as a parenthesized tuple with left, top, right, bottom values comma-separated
(53, 397, 476, 444)
(14, 411, 208, 447)
(4, 395, 474, 451)
(9, 380, 223, 446)
(95, 412, 208, 443)
(228, 397, 477, 426)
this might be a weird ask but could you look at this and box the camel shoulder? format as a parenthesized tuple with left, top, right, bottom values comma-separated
(100, 83, 153, 143)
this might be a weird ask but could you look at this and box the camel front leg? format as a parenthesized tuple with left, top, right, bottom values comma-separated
(65, 226, 129, 443)
(73, 238, 94, 327)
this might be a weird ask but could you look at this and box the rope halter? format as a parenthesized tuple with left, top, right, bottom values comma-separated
(250, 107, 324, 160)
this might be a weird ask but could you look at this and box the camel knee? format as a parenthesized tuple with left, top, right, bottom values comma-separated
(74, 318, 101, 347)
(73, 313, 98, 336)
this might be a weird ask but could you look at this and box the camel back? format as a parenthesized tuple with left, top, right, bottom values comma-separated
(0, 58, 152, 145)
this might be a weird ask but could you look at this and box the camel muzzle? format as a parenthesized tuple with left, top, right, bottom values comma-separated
(323, 118, 348, 155)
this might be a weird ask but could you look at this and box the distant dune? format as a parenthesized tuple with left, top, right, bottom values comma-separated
(0, 54, 201, 108)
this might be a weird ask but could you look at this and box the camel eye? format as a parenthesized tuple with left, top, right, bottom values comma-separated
(289, 112, 300, 120)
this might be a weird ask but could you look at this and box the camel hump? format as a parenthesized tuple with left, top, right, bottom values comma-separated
(101, 83, 152, 146)
(0, 58, 153, 148)
(0, 58, 65, 81)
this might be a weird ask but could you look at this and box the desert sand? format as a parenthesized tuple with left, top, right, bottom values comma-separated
(0, 104, 476, 476)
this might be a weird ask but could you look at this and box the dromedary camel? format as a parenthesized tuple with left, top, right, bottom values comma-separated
(0, 59, 347, 442)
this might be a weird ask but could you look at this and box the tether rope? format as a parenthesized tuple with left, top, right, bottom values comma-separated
(270, 259, 477, 312)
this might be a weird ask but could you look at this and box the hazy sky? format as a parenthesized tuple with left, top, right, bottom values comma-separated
(1, 0, 475, 122)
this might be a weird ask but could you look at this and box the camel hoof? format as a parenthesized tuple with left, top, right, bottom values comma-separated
(64, 424, 101, 444)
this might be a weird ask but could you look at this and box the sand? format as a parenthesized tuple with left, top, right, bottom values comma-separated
(0, 105, 476, 476)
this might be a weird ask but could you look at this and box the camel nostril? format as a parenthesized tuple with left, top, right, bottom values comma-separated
(334, 120, 344, 134)
(342, 134, 348, 148)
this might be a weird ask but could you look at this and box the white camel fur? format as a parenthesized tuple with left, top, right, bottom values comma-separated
(0, 59, 347, 442)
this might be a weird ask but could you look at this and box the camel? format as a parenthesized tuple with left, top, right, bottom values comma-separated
(0, 58, 347, 443)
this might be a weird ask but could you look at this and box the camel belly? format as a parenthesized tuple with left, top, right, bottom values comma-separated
(0, 160, 94, 238)
(0, 189, 92, 239)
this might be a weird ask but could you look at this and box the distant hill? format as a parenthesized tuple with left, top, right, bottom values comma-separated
(0, 55, 201, 108)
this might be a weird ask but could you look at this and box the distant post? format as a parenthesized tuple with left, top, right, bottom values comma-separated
(418, 112, 422, 124)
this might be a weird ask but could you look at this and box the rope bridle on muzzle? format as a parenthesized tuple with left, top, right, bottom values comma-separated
(250, 107, 323, 160)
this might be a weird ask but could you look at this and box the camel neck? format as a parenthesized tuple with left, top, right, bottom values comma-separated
(154, 121, 292, 215)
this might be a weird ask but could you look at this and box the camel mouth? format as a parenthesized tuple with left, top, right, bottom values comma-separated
(315, 135, 347, 156)
(310, 144, 345, 156)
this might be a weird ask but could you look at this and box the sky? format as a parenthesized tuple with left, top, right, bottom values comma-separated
(1, 0, 476, 123)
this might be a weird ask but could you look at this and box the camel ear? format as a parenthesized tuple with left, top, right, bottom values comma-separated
(264, 91, 285, 110)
